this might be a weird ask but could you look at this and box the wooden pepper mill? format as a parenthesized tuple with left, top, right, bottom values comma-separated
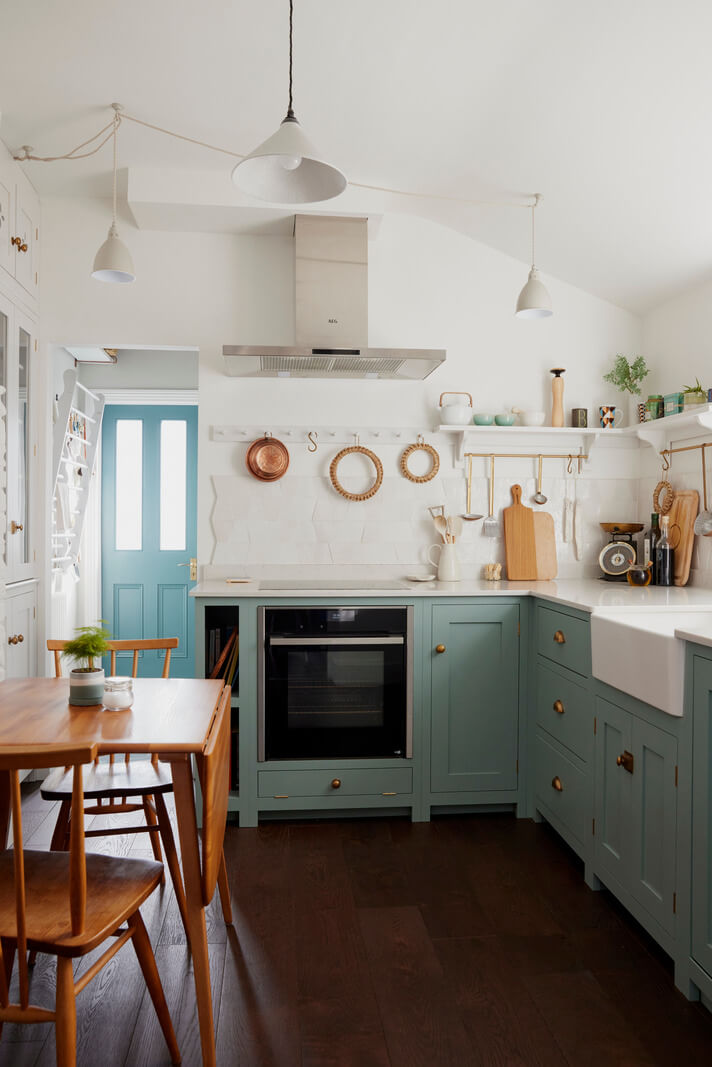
(550, 367, 565, 427)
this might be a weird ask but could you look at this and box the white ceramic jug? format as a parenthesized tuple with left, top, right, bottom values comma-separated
(427, 543, 461, 582)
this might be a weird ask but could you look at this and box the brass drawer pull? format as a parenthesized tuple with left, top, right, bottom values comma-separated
(553, 630, 566, 644)
(551, 776, 563, 792)
(382, 792, 397, 796)
(331, 778, 342, 789)
(273, 795, 289, 799)
(553, 699, 565, 715)
(435, 644, 446, 653)
(616, 750, 634, 774)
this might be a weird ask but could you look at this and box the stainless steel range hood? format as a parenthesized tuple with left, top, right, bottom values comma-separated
(223, 215, 445, 380)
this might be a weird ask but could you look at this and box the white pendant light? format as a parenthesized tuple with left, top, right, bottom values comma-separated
(516, 194, 552, 318)
(92, 104, 135, 283)
(232, 0, 346, 204)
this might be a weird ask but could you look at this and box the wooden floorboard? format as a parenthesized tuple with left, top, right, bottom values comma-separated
(3, 789, 712, 1065)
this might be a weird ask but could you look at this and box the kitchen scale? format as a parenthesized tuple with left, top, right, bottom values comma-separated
(598, 523, 644, 581)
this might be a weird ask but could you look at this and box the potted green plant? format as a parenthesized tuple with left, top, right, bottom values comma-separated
(683, 378, 707, 409)
(63, 622, 111, 705)
(603, 354, 649, 425)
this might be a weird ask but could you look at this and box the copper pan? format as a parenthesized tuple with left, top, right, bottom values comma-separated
(246, 434, 290, 481)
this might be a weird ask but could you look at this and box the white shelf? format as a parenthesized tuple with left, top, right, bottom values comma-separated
(437, 424, 625, 464)
(634, 405, 712, 451)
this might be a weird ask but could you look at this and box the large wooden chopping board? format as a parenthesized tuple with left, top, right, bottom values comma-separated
(533, 512, 558, 580)
(504, 485, 537, 580)
(667, 489, 699, 586)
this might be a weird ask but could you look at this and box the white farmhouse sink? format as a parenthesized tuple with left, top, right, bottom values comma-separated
(591, 610, 712, 716)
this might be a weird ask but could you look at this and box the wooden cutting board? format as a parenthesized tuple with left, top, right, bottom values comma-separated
(504, 485, 537, 580)
(533, 512, 558, 580)
(667, 489, 699, 586)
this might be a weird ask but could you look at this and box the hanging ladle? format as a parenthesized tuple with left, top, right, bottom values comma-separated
(695, 444, 712, 535)
(533, 454, 548, 505)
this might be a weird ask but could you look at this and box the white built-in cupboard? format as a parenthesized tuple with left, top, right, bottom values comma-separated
(0, 136, 40, 679)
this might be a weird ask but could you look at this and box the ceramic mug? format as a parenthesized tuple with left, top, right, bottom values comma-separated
(599, 405, 623, 429)
(571, 408, 588, 427)
(427, 543, 460, 582)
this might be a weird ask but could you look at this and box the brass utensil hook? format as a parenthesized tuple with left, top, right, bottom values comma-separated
(307, 431, 318, 453)
(567, 454, 574, 475)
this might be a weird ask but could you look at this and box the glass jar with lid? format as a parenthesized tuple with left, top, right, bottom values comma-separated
(103, 676, 134, 710)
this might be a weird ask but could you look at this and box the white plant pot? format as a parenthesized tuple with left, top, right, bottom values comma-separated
(69, 667, 105, 706)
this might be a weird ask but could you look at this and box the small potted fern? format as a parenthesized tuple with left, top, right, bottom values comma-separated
(63, 622, 111, 705)
(603, 354, 649, 425)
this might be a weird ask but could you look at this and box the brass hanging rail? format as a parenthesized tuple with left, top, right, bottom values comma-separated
(465, 450, 588, 472)
(660, 441, 712, 460)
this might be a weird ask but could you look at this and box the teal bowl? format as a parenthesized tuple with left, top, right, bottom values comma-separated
(494, 413, 516, 426)
(473, 413, 494, 426)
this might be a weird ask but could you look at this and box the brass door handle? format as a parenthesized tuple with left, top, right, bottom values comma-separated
(552, 776, 563, 792)
(435, 644, 446, 653)
(177, 557, 197, 581)
(553, 630, 566, 644)
(10, 521, 24, 534)
(553, 699, 565, 714)
(616, 750, 634, 774)
(330, 778, 341, 789)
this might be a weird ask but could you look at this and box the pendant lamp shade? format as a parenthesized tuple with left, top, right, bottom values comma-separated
(515, 194, 552, 318)
(92, 223, 135, 284)
(232, 114, 346, 203)
(516, 267, 552, 318)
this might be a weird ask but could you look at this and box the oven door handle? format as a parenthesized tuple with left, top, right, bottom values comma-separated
(267, 636, 405, 646)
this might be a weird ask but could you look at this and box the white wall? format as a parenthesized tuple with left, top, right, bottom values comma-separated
(41, 196, 642, 577)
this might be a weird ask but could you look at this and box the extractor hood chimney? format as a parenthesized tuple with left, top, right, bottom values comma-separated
(223, 215, 445, 380)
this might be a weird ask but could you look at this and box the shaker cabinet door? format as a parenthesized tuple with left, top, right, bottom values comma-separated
(594, 696, 631, 890)
(692, 657, 712, 979)
(629, 718, 677, 935)
(430, 603, 519, 793)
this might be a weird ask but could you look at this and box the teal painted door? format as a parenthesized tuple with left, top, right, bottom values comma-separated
(101, 405, 197, 677)
(430, 603, 519, 793)
(594, 696, 630, 890)
(692, 656, 712, 977)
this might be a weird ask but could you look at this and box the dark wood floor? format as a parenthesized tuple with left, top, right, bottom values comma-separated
(3, 789, 712, 1066)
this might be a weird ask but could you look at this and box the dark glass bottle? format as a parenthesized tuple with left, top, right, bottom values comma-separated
(643, 512, 660, 584)
(654, 514, 674, 587)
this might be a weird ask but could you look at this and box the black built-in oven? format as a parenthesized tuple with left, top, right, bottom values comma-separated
(259, 606, 412, 760)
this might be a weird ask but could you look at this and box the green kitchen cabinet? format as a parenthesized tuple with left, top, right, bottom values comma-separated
(692, 655, 712, 984)
(594, 693, 678, 938)
(430, 602, 519, 793)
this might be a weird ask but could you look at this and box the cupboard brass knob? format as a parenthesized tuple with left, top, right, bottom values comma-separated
(435, 644, 446, 653)
(11, 236, 21, 248)
(616, 750, 634, 774)
(17, 634, 24, 643)
(553, 630, 566, 644)
(8, 635, 18, 645)
(10, 521, 23, 534)
(331, 778, 341, 789)
(20, 243, 28, 253)
(553, 699, 565, 715)
(552, 776, 563, 792)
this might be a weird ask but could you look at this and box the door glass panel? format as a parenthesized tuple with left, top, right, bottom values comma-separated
(17, 327, 30, 563)
(115, 420, 142, 550)
(159, 420, 187, 551)
(0, 310, 6, 566)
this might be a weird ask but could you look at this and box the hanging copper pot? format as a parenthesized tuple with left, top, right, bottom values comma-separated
(246, 433, 290, 481)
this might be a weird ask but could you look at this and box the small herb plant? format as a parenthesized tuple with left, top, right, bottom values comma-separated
(62, 623, 111, 672)
(603, 354, 649, 396)
(683, 378, 706, 398)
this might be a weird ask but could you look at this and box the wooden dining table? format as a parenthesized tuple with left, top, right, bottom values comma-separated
(0, 675, 225, 1067)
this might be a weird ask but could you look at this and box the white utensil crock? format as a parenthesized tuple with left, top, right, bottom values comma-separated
(427, 543, 461, 582)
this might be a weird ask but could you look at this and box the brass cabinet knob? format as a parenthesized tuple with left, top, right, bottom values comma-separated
(17, 634, 24, 643)
(330, 778, 341, 789)
(11, 236, 21, 248)
(553, 630, 566, 644)
(551, 775, 563, 792)
(553, 699, 565, 715)
(20, 243, 28, 253)
(435, 644, 446, 653)
(8, 635, 18, 645)
(616, 750, 634, 774)
(10, 521, 24, 534)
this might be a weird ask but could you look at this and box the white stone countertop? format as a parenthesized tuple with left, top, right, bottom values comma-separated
(190, 577, 712, 616)
(673, 621, 712, 648)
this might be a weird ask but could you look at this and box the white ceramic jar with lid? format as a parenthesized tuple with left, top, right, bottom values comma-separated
(103, 676, 134, 710)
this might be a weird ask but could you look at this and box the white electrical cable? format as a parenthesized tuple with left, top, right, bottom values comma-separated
(14, 107, 538, 209)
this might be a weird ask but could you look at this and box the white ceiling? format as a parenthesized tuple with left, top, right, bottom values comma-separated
(2, 0, 712, 313)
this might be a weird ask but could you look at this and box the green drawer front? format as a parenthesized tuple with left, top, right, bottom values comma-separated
(536, 663, 592, 762)
(257, 767, 413, 799)
(536, 604, 591, 677)
(534, 734, 589, 848)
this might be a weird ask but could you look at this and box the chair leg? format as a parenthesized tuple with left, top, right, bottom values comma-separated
(217, 850, 233, 925)
(143, 796, 165, 885)
(154, 793, 190, 937)
(0, 937, 16, 1041)
(128, 911, 181, 1065)
(55, 956, 76, 1067)
(50, 799, 72, 853)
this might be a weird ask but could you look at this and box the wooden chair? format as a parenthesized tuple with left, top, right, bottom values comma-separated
(196, 685, 232, 918)
(0, 742, 180, 1066)
(42, 638, 190, 932)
